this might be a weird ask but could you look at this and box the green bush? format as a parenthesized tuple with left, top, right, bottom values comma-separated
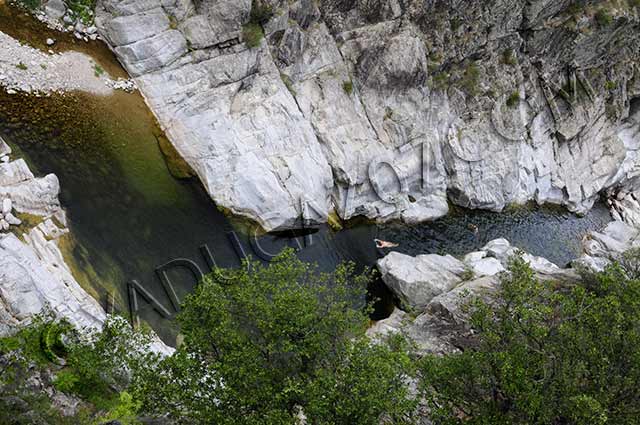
(133, 249, 418, 424)
(506, 91, 520, 108)
(420, 254, 640, 424)
(93, 64, 105, 77)
(53, 370, 80, 393)
(595, 8, 613, 26)
(65, 0, 96, 25)
(502, 49, 517, 66)
(242, 22, 264, 48)
(343, 80, 354, 95)
(15, 0, 41, 10)
(249, 0, 273, 25)
(460, 62, 481, 96)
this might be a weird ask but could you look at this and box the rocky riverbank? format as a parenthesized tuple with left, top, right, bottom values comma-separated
(0, 135, 105, 336)
(87, 0, 640, 231)
(371, 190, 640, 356)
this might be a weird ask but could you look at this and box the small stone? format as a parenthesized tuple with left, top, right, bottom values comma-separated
(44, 0, 67, 20)
(2, 198, 11, 215)
(46, 38, 55, 46)
(6, 89, 17, 95)
(86, 25, 97, 34)
(0, 219, 9, 231)
(74, 32, 83, 40)
(5, 213, 22, 226)
(1, 156, 9, 163)
(63, 15, 74, 24)
(89, 34, 98, 41)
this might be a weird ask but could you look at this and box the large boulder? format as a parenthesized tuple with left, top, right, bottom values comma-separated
(377, 251, 467, 312)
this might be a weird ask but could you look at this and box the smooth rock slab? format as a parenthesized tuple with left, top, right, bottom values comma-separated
(377, 251, 466, 312)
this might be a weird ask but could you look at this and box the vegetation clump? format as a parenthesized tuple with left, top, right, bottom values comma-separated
(242, 22, 264, 48)
(421, 254, 640, 424)
(4, 248, 640, 424)
(15, 0, 41, 10)
(460, 62, 481, 96)
(595, 8, 613, 26)
(242, 0, 273, 49)
(343, 79, 354, 95)
(64, 0, 96, 25)
(502, 49, 517, 66)
(93, 64, 104, 77)
(506, 91, 520, 108)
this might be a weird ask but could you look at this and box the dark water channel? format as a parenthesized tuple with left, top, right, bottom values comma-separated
(0, 5, 613, 344)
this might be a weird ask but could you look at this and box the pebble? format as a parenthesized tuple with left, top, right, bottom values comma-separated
(5, 213, 22, 226)
(6, 89, 17, 95)
(46, 38, 55, 46)
(0, 219, 9, 232)
(2, 198, 12, 215)
(0, 156, 8, 163)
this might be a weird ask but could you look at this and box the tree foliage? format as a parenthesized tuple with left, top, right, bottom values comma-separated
(132, 249, 418, 424)
(421, 255, 640, 424)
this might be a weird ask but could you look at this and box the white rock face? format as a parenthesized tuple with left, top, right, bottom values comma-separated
(0, 153, 104, 335)
(0, 230, 105, 335)
(0, 152, 173, 354)
(377, 251, 467, 312)
(373, 237, 582, 354)
(94, 0, 640, 231)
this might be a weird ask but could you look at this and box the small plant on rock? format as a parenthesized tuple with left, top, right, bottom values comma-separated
(506, 91, 520, 108)
(502, 49, 517, 66)
(16, 62, 28, 70)
(343, 80, 354, 95)
(93, 63, 105, 77)
(595, 8, 613, 26)
(242, 22, 264, 48)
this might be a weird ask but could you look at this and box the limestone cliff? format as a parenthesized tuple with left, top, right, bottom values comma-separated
(95, 0, 640, 231)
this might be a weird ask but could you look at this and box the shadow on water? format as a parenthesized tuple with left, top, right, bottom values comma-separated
(0, 4, 613, 344)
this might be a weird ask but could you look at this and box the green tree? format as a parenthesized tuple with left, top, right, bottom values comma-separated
(133, 249, 418, 424)
(420, 255, 640, 424)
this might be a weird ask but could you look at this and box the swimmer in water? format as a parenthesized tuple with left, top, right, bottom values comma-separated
(375, 239, 399, 249)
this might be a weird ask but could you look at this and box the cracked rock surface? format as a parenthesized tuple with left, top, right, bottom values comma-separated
(95, 0, 640, 231)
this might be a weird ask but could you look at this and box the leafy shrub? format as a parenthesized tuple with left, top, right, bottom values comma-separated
(65, 0, 96, 25)
(595, 8, 613, 26)
(249, 0, 273, 25)
(421, 254, 640, 424)
(242, 22, 263, 48)
(133, 250, 418, 424)
(53, 370, 80, 393)
(343, 80, 354, 95)
(93, 64, 105, 77)
(15, 0, 41, 10)
(506, 91, 520, 108)
(460, 62, 481, 96)
(502, 49, 517, 66)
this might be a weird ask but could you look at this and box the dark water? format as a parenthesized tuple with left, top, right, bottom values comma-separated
(0, 5, 613, 344)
